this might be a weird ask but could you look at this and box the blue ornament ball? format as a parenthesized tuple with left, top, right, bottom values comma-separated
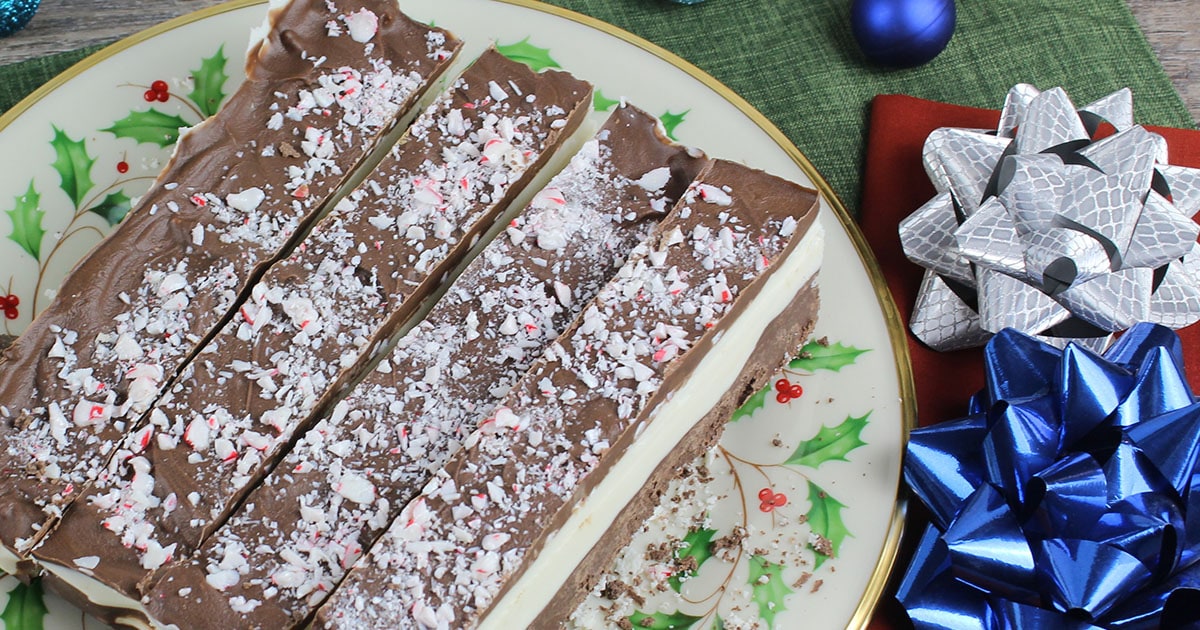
(851, 0, 955, 68)
(0, 0, 39, 37)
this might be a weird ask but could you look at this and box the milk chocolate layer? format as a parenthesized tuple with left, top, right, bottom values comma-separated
(138, 105, 705, 630)
(30, 49, 592, 614)
(314, 160, 821, 628)
(0, 0, 458, 560)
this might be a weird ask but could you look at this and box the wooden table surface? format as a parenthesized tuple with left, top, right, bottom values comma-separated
(3, 0, 1199, 122)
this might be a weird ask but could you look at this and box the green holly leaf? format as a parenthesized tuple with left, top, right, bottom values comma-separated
(88, 190, 133, 227)
(6, 182, 45, 260)
(785, 413, 870, 468)
(788, 341, 868, 373)
(496, 37, 561, 72)
(712, 617, 725, 630)
(659, 110, 688, 141)
(1, 579, 49, 630)
(49, 126, 95, 209)
(668, 527, 717, 592)
(102, 109, 189, 147)
(748, 555, 792, 628)
(594, 89, 621, 112)
(806, 481, 850, 569)
(729, 385, 769, 423)
(188, 45, 229, 118)
(628, 610, 702, 629)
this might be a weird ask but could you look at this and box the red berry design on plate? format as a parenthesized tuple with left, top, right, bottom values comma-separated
(775, 377, 794, 404)
(758, 488, 788, 512)
(0, 294, 19, 320)
(116, 160, 129, 174)
(789, 384, 803, 399)
(145, 79, 171, 103)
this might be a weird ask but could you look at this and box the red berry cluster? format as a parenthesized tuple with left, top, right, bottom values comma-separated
(758, 487, 788, 513)
(0, 294, 19, 320)
(143, 79, 170, 103)
(774, 377, 803, 404)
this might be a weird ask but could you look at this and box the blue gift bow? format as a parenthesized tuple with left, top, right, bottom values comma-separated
(898, 323, 1200, 629)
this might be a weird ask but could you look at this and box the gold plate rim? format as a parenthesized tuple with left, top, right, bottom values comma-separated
(0, 1, 917, 627)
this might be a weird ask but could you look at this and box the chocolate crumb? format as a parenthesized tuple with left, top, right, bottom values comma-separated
(617, 618, 633, 630)
(817, 336, 829, 346)
(677, 555, 698, 575)
(601, 580, 645, 608)
(711, 525, 748, 560)
(771, 437, 783, 447)
(810, 533, 834, 558)
(278, 142, 301, 158)
(645, 541, 675, 563)
(793, 571, 812, 589)
(811, 578, 824, 593)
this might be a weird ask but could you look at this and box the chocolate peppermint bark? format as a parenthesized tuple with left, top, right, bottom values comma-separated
(0, 0, 459, 571)
(313, 160, 824, 629)
(137, 105, 706, 630)
(30, 49, 592, 617)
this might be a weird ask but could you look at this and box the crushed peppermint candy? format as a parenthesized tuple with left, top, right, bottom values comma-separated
(142, 107, 697, 628)
(20, 0, 460, 578)
(64, 49, 587, 611)
(317, 161, 810, 629)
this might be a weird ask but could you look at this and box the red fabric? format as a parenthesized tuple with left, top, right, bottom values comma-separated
(859, 94, 1200, 629)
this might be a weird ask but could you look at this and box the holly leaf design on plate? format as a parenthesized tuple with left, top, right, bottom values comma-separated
(628, 610, 702, 629)
(659, 110, 688, 140)
(785, 413, 869, 468)
(88, 190, 133, 227)
(496, 37, 561, 72)
(50, 126, 95, 209)
(668, 527, 717, 592)
(6, 182, 45, 260)
(748, 555, 792, 628)
(713, 617, 725, 630)
(788, 341, 868, 373)
(188, 45, 229, 118)
(593, 89, 621, 112)
(806, 481, 850, 569)
(102, 109, 189, 147)
(728, 385, 769, 423)
(1, 579, 49, 630)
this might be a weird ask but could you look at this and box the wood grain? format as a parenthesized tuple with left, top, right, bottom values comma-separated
(2, 0, 1198, 121)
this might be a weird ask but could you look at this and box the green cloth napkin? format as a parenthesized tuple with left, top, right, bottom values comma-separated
(2, 0, 1192, 213)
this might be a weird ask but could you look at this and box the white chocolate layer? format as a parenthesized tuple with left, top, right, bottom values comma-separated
(479, 217, 825, 628)
(40, 561, 154, 629)
(0, 545, 17, 575)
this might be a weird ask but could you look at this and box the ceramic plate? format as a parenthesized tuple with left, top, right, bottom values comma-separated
(0, 0, 914, 627)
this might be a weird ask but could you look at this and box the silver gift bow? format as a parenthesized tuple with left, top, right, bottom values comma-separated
(900, 84, 1200, 352)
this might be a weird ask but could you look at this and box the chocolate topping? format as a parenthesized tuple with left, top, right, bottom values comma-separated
(313, 160, 820, 628)
(31, 48, 592, 611)
(138, 105, 705, 630)
(0, 0, 459, 561)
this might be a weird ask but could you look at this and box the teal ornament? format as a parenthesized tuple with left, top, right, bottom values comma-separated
(850, 0, 955, 68)
(0, 0, 38, 37)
